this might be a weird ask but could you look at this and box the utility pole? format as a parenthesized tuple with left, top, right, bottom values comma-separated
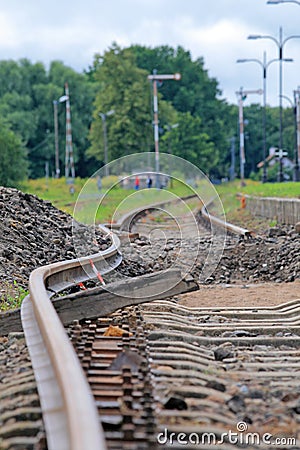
(229, 136, 236, 181)
(53, 100, 60, 178)
(53, 93, 69, 178)
(148, 71, 181, 187)
(64, 82, 75, 180)
(275, 148, 288, 181)
(236, 87, 263, 186)
(99, 109, 115, 177)
(294, 88, 300, 181)
(248, 27, 299, 172)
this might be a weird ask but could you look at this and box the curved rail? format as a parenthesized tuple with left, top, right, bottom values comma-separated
(115, 193, 251, 237)
(21, 226, 121, 450)
(201, 201, 251, 237)
(20, 194, 250, 449)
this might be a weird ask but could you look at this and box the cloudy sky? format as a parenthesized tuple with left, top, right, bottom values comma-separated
(1, 0, 300, 106)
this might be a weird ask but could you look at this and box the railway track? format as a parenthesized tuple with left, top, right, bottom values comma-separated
(68, 299, 300, 449)
(3, 194, 299, 449)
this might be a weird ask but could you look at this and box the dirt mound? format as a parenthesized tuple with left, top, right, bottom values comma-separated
(0, 187, 108, 289)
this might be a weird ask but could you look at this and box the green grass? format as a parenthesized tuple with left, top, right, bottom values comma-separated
(20, 177, 98, 216)
(0, 281, 28, 311)
(20, 176, 196, 224)
(21, 176, 299, 227)
(215, 180, 300, 215)
(241, 181, 300, 199)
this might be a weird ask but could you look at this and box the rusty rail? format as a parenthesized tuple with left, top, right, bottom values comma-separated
(21, 225, 121, 450)
(20, 193, 252, 449)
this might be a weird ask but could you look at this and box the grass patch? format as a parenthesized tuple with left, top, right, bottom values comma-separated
(215, 180, 300, 213)
(0, 281, 28, 311)
(214, 179, 299, 231)
(241, 180, 300, 199)
(21, 176, 197, 224)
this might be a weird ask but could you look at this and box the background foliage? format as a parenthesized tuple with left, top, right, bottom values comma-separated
(0, 45, 296, 187)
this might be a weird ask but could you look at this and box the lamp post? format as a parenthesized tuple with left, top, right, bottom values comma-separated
(165, 123, 179, 188)
(148, 70, 181, 187)
(53, 100, 60, 178)
(280, 94, 299, 181)
(267, 0, 300, 5)
(237, 53, 292, 183)
(248, 28, 300, 181)
(99, 109, 115, 177)
(61, 83, 76, 181)
(53, 94, 68, 178)
(294, 89, 300, 181)
(165, 123, 179, 154)
(236, 88, 263, 186)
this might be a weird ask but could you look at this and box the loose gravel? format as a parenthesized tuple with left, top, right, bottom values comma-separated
(0, 187, 299, 450)
(0, 187, 109, 292)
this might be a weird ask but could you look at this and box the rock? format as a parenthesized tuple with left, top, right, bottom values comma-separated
(163, 397, 188, 410)
(0, 187, 110, 288)
(214, 347, 234, 361)
(227, 395, 246, 413)
(268, 227, 286, 237)
(205, 380, 226, 392)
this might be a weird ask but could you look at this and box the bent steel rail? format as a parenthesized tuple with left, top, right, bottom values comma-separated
(20, 194, 249, 449)
(21, 226, 121, 450)
(201, 201, 251, 237)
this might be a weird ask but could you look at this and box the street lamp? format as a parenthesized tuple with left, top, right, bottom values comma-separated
(148, 70, 181, 187)
(53, 94, 68, 178)
(237, 53, 292, 183)
(99, 109, 115, 177)
(235, 88, 263, 186)
(165, 123, 179, 188)
(248, 27, 300, 180)
(280, 94, 299, 181)
(267, 0, 300, 5)
(165, 123, 179, 154)
(293, 89, 300, 181)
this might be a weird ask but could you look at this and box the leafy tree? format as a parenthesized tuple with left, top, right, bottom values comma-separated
(0, 92, 37, 145)
(160, 112, 217, 174)
(0, 59, 96, 178)
(131, 45, 232, 177)
(0, 49, 296, 183)
(88, 43, 227, 176)
(0, 122, 27, 186)
(88, 44, 155, 163)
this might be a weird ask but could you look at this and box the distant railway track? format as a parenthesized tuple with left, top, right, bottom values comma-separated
(19, 194, 299, 450)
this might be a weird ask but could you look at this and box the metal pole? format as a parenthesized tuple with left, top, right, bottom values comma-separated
(262, 52, 268, 183)
(247, 27, 300, 180)
(99, 110, 114, 177)
(295, 90, 300, 181)
(229, 136, 236, 181)
(237, 55, 283, 183)
(237, 90, 245, 186)
(236, 88, 263, 186)
(102, 115, 109, 177)
(148, 71, 181, 188)
(64, 82, 75, 180)
(278, 27, 284, 182)
(152, 75, 160, 187)
(53, 100, 60, 178)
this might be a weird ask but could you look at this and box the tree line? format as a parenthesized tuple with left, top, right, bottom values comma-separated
(0, 44, 295, 187)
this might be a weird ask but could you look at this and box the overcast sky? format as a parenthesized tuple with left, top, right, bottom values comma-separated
(1, 0, 300, 106)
